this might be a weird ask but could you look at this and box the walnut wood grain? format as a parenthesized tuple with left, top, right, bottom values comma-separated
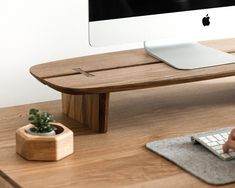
(44, 59, 235, 94)
(1, 77, 235, 187)
(30, 38, 235, 95)
(62, 93, 110, 133)
(30, 48, 156, 79)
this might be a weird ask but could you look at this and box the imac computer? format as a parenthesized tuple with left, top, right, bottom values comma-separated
(88, 0, 235, 70)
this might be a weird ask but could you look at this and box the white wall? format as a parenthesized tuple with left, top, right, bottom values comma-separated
(0, 0, 140, 108)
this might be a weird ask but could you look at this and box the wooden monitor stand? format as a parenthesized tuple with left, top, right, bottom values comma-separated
(30, 38, 235, 133)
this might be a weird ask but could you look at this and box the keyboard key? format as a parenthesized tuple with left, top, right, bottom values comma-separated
(218, 140, 225, 145)
(207, 136, 217, 142)
(229, 152, 235, 157)
(207, 142, 218, 147)
(212, 145, 223, 150)
(221, 133, 228, 136)
(221, 133, 229, 139)
(199, 136, 206, 140)
(199, 137, 210, 143)
(216, 149, 224, 154)
(221, 153, 231, 159)
(214, 134, 224, 141)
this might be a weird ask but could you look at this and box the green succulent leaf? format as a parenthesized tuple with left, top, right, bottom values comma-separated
(29, 109, 39, 115)
(28, 108, 56, 133)
(28, 116, 35, 121)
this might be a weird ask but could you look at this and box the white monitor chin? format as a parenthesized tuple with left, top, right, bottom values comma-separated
(89, 6, 235, 47)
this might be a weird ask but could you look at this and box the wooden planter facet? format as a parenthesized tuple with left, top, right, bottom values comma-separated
(16, 123, 74, 161)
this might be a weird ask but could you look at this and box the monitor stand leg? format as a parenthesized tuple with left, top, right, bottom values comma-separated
(62, 93, 110, 133)
(144, 41, 235, 70)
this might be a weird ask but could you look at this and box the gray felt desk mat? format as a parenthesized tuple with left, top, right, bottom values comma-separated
(146, 128, 235, 185)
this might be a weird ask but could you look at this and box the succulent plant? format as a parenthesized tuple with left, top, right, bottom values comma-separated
(28, 108, 56, 133)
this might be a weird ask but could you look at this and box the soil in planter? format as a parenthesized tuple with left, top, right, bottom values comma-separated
(26, 124, 65, 136)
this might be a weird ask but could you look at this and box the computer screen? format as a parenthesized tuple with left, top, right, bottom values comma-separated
(88, 0, 235, 69)
(89, 0, 235, 21)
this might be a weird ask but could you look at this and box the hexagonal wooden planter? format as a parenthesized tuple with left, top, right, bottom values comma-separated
(16, 123, 74, 161)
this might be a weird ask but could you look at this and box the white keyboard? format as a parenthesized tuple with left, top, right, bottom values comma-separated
(191, 128, 234, 160)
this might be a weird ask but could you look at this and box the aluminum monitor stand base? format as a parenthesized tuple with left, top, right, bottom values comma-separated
(144, 41, 235, 70)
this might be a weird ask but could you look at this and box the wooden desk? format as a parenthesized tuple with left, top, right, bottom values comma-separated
(30, 39, 235, 133)
(1, 77, 235, 187)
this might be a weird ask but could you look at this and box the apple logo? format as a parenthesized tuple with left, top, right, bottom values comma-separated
(202, 14, 210, 26)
